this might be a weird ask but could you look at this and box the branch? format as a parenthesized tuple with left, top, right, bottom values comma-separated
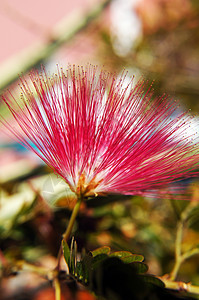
(169, 200, 199, 280)
(160, 277, 199, 296)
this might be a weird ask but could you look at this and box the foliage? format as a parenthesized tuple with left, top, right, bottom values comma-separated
(1, 168, 199, 298)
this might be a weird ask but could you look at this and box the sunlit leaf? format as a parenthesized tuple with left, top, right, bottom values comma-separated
(62, 240, 70, 267)
(91, 246, 111, 257)
(110, 251, 144, 263)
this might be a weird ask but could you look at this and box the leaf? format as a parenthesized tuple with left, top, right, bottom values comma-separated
(92, 254, 109, 269)
(110, 251, 144, 263)
(91, 246, 111, 257)
(141, 274, 165, 288)
(76, 261, 84, 281)
(90, 257, 146, 299)
(131, 262, 148, 274)
(70, 237, 77, 275)
(80, 253, 93, 284)
(78, 253, 109, 284)
(62, 240, 70, 267)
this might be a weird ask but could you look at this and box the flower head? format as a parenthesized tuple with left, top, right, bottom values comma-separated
(1, 65, 199, 197)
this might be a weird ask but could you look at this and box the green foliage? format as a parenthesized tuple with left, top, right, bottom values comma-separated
(62, 240, 70, 267)
(109, 251, 144, 263)
(61, 242, 169, 299)
(91, 246, 111, 257)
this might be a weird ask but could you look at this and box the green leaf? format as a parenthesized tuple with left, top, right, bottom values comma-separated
(76, 261, 84, 281)
(70, 237, 77, 275)
(91, 246, 111, 257)
(62, 240, 70, 267)
(141, 274, 165, 288)
(110, 251, 144, 263)
(92, 254, 109, 269)
(80, 253, 93, 283)
(131, 262, 148, 274)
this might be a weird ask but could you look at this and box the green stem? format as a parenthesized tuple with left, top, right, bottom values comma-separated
(56, 197, 82, 270)
(182, 248, 199, 261)
(54, 277, 61, 300)
(170, 201, 199, 280)
(62, 197, 82, 242)
(170, 221, 184, 280)
(160, 277, 199, 295)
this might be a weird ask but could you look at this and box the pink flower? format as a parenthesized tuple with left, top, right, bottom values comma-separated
(1, 65, 199, 197)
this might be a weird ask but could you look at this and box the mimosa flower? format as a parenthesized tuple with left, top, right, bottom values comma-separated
(1, 65, 199, 198)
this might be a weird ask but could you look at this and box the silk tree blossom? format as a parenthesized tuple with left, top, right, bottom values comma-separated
(1, 65, 199, 198)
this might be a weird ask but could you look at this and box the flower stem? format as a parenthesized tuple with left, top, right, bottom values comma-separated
(62, 197, 82, 242)
(56, 196, 82, 270)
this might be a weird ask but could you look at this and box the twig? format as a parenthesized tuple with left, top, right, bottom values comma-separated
(56, 197, 82, 270)
(169, 221, 184, 280)
(54, 277, 61, 300)
(160, 277, 199, 296)
(170, 201, 199, 280)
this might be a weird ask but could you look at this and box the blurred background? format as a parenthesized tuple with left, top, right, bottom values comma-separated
(1, 0, 199, 299)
